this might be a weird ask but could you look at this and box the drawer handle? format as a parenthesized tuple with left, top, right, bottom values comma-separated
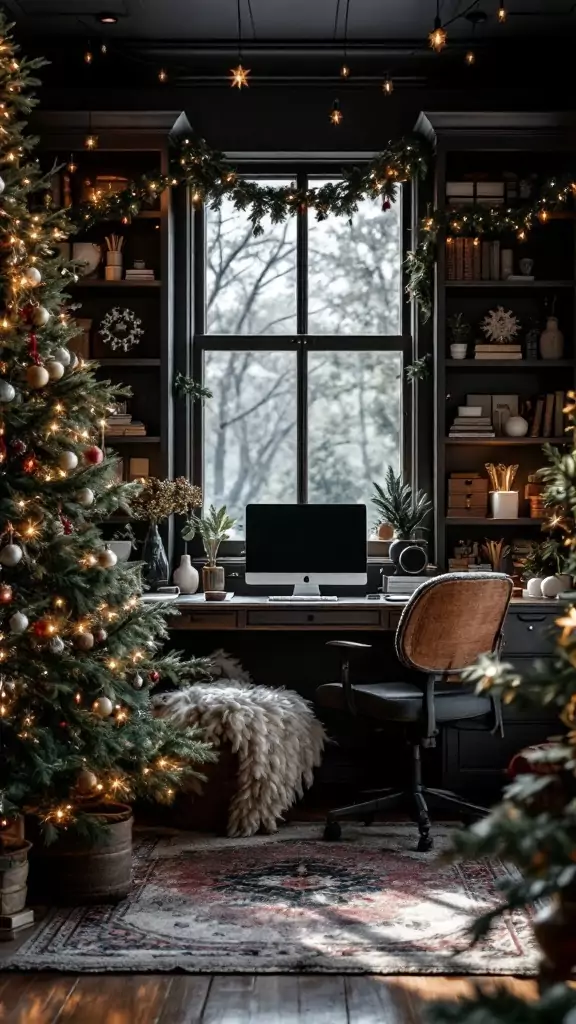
(517, 615, 546, 623)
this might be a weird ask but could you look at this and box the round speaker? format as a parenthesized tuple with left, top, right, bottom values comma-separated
(397, 544, 427, 576)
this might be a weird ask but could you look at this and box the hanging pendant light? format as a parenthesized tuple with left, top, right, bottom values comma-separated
(330, 98, 343, 125)
(428, 0, 447, 51)
(230, 0, 250, 88)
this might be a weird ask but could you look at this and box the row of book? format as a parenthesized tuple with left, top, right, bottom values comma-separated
(446, 238, 530, 283)
(529, 392, 566, 438)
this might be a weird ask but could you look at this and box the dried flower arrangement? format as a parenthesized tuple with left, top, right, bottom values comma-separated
(129, 477, 202, 523)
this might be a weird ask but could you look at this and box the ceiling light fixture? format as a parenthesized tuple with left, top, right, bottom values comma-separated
(97, 12, 118, 24)
(230, 0, 250, 88)
(428, 0, 447, 51)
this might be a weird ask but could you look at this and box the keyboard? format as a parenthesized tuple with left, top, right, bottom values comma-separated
(267, 595, 339, 602)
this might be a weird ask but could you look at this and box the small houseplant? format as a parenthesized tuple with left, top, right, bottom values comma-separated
(130, 478, 202, 587)
(183, 505, 236, 597)
(447, 312, 471, 359)
(372, 467, 432, 568)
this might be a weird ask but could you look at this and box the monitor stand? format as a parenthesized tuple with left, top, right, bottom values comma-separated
(292, 582, 321, 598)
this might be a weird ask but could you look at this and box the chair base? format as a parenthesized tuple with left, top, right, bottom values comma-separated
(322, 745, 488, 852)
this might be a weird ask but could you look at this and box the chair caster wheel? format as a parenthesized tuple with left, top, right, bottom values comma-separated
(417, 835, 433, 852)
(323, 821, 342, 841)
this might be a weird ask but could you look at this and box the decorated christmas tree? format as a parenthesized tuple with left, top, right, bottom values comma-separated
(0, 16, 213, 840)
(429, 429, 576, 1021)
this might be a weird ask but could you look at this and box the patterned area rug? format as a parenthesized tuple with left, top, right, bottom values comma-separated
(7, 824, 538, 975)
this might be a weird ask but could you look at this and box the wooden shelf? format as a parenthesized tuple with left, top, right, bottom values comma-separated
(445, 280, 574, 289)
(105, 436, 161, 444)
(446, 359, 573, 368)
(71, 279, 161, 288)
(97, 359, 161, 367)
(445, 437, 568, 445)
(446, 517, 545, 526)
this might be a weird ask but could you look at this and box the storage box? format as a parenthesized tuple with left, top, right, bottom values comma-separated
(448, 478, 488, 493)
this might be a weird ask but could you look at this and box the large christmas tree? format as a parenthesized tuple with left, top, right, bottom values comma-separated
(0, 17, 213, 840)
(429, 434, 576, 1022)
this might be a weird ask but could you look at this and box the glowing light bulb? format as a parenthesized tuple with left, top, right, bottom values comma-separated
(329, 99, 343, 125)
(158, 68, 167, 83)
(428, 19, 447, 52)
(498, 4, 507, 23)
(84, 134, 98, 151)
(465, 50, 475, 65)
(230, 63, 250, 89)
(340, 63, 350, 78)
(382, 75, 393, 95)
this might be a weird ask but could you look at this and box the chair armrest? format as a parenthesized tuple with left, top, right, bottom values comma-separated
(325, 640, 372, 649)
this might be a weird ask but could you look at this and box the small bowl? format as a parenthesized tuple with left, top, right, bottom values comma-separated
(205, 591, 227, 602)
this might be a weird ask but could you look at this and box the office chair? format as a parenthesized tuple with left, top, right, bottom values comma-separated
(315, 572, 513, 851)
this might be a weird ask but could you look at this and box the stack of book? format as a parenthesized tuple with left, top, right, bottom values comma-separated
(529, 391, 565, 438)
(474, 343, 522, 361)
(449, 415, 495, 439)
(525, 478, 545, 519)
(106, 411, 147, 437)
(125, 267, 155, 282)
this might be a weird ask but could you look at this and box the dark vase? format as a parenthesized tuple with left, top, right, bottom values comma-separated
(142, 521, 169, 587)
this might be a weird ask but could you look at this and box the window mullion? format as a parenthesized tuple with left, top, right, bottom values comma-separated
(296, 171, 308, 502)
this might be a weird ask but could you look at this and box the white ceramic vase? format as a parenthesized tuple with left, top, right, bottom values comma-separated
(490, 491, 519, 519)
(504, 415, 529, 437)
(450, 343, 467, 359)
(540, 574, 571, 599)
(173, 554, 199, 594)
(539, 317, 564, 360)
(526, 576, 545, 598)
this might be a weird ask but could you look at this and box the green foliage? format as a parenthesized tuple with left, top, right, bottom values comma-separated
(427, 983, 576, 1024)
(522, 540, 564, 579)
(173, 372, 213, 403)
(0, 14, 214, 838)
(183, 504, 236, 564)
(447, 313, 471, 343)
(372, 467, 432, 538)
(404, 354, 431, 381)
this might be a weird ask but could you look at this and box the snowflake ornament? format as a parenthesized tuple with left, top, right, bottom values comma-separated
(481, 306, 521, 344)
(99, 307, 144, 352)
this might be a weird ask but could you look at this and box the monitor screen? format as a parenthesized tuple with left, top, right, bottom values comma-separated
(245, 504, 367, 577)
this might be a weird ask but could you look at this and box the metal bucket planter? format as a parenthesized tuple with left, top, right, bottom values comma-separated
(0, 838, 32, 915)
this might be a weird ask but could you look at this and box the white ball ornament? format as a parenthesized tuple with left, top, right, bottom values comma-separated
(9, 611, 28, 633)
(48, 635, 65, 655)
(23, 267, 41, 287)
(0, 543, 22, 567)
(504, 415, 529, 438)
(58, 450, 79, 472)
(0, 176, 5, 195)
(77, 769, 98, 795)
(32, 306, 50, 327)
(93, 696, 113, 718)
(98, 545, 118, 569)
(46, 360, 65, 381)
(541, 574, 572, 599)
(69, 352, 79, 370)
(0, 381, 15, 403)
(53, 347, 71, 367)
(26, 364, 49, 389)
(76, 487, 95, 507)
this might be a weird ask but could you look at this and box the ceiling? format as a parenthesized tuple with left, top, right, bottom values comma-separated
(5, 0, 576, 44)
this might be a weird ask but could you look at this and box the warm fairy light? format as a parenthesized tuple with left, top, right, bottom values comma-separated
(158, 68, 167, 83)
(230, 63, 250, 88)
(465, 50, 475, 65)
(84, 134, 98, 150)
(330, 99, 343, 125)
(132, 650, 144, 662)
(166, 788, 174, 798)
(517, 229, 526, 241)
(497, 4, 507, 22)
(0, 319, 8, 330)
(23, 521, 39, 538)
(75, 692, 81, 703)
(80, 554, 98, 568)
(115, 709, 128, 724)
(54, 403, 65, 414)
(191, 191, 201, 204)
(100, 42, 107, 55)
(48, 421, 59, 433)
(67, 154, 77, 174)
(84, 48, 93, 64)
(428, 20, 447, 52)
(557, 607, 576, 642)
(340, 63, 350, 78)
(54, 597, 65, 609)
(107, 659, 118, 671)
(382, 75, 393, 95)
(539, 209, 548, 222)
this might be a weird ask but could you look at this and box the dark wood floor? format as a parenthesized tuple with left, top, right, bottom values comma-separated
(0, 974, 538, 1022)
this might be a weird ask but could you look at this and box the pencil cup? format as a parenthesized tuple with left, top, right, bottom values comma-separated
(105, 265, 122, 280)
(490, 491, 518, 519)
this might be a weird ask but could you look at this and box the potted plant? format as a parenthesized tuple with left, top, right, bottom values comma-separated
(130, 478, 202, 587)
(448, 312, 471, 359)
(183, 505, 236, 598)
(372, 467, 432, 568)
(522, 539, 567, 598)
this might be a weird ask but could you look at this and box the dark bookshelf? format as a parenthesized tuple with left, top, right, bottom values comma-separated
(70, 279, 162, 288)
(446, 280, 574, 289)
(445, 437, 569, 446)
(445, 359, 573, 368)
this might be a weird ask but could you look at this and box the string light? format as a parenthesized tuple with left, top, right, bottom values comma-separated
(230, 64, 250, 88)
(100, 41, 107, 55)
(465, 50, 475, 65)
(340, 63, 350, 78)
(158, 68, 167, 83)
(330, 98, 343, 125)
(382, 75, 393, 95)
(498, 4, 507, 22)
(84, 134, 98, 150)
(84, 44, 93, 64)
(428, 1, 447, 52)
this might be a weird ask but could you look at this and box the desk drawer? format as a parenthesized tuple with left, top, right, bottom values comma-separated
(503, 612, 556, 656)
(171, 610, 238, 630)
(246, 609, 382, 627)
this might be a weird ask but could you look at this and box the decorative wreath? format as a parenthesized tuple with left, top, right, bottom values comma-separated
(99, 307, 144, 352)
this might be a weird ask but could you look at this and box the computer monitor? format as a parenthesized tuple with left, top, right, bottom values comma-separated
(245, 504, 367, 596)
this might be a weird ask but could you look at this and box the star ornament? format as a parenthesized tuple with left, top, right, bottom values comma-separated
(230, 63, 250, 89)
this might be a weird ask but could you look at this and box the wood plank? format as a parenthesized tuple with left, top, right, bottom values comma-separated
(396, 975, 539, 1019)
(157, 976, 212, 1024)
(56, 975, 170, 1024)
(297, 976, 347, 1023)
(346, 976, 412, 1024)
(203, 976, 300, 1023)
(201, 976, 256, 1023)
(0, 973, 78, 1023)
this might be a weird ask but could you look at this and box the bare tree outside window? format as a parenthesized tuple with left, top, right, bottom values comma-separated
(202, 178, 403, 536)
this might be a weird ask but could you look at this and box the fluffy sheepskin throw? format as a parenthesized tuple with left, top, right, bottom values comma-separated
(159, 666, 325, 838)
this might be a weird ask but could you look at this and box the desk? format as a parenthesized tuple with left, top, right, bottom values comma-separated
(160, 594, 564, 800)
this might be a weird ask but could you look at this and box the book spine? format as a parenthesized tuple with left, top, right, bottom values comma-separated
(481, 241, 491, 281)
(455, 237, 464, 280)
(445, 240, 456, 281)
(463, 238, 474, 281)
(530, 397, 545, 437)
(543, 393, 555, 438)
(473, 239, 481, 280)
(554, 391, 565, 438)
(489, 240, 500, 281)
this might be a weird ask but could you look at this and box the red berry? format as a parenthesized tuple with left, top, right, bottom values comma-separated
(149, 670, 160, 683)
(84, 446, 104, 465)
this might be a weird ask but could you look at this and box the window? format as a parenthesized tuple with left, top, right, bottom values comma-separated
(194, 173, 410, 537)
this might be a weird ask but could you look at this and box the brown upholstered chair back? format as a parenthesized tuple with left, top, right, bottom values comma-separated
(395, 572, 513, 675)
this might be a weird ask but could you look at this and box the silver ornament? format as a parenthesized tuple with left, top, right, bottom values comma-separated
(53, 347, 71, 367)
(76, 487, 95, 507)
(0, 381, 15, 403)
(9, 611, 28, 633)
(32, 306, 50, 327)
(0, 176, 5, 195)
(93, 696, 113, 717)
(0, 543, 22, 567)
(46, 360, 65, 381)
(77, 768, 98, 794)
(48, 635, 65, 655)
(26, 364, 49, 389)
(23, 267, 41, 287)
(98, 546, 117, 569)
(132, 673, 144, 690)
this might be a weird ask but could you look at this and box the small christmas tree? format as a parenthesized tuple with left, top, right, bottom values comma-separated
(0, 16, 213, 840)
(429, 429, 576, 1021)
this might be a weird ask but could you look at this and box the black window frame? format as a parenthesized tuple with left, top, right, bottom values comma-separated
(189, 165, 414, 550)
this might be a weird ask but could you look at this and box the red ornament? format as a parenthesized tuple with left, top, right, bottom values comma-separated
(84, 446, 104, 465)
(59, 513, 73, 535)
(33, 618, 53, 638)
(0, 584, 12, 604)
(22, 453, 37, 474)
(149, 670, 160, 683)
(382, 198, 391, 211)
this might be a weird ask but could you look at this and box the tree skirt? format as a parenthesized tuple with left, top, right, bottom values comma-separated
(7, 824, 538, 975)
